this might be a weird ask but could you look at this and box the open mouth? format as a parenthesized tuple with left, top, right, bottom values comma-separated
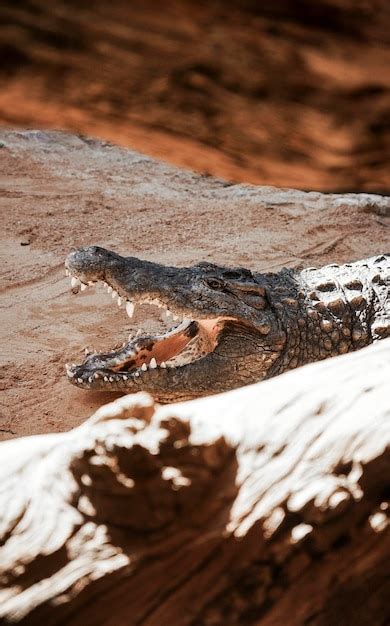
(65, 270, 228, 389)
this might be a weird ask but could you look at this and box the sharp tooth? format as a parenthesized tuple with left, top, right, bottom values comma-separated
(65, 269, 69, 276)
(88, 376, 93, 383)
(141, 363, 147, 371)
(117, 297, 122, 306)
(123, 375, 128, 380)
(94, 373, 100, 379)
(77, 378, 83, 384)
(84, 348, 89, 355)
(65, 363, 71, 370)
(107, 285, 112, 293)
(134, 371, 140, 377)
(80, 284, 87, 291)
(150, 357, 157, 369)
(103, 282, 108, 287)
(126, 302, 135, 318)
(112, 290, 118, 299)
(160, 361, 166, 368)
(68, 371, 75, 378)
(136, 329, 142, 337)
(109, 376, 114, 382)
(71, 277, 80, 288)
(104, 376, 108, 382)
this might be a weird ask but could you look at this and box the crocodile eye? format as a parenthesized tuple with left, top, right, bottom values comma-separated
(205, 277, 225, 290)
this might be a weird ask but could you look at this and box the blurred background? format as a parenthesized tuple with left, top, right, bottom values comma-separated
(0, 0, 389, 192)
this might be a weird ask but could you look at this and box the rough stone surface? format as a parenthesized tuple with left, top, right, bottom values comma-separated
(0, 129, 389, 439)
(0, 339, 389, 625)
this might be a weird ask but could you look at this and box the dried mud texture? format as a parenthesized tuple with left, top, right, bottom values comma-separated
(0, 0, 389, 192)
(0, 129, 389, 441)
(0, 340, 389, 626)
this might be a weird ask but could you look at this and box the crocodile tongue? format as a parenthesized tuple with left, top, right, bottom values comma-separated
(110, 319, 199, 371)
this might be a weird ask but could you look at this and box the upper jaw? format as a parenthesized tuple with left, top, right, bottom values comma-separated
(66, 249, 185, 322)
(65, 247, 233, 322)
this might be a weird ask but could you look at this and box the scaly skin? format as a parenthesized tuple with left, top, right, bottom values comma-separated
(65, 247, 389, 402)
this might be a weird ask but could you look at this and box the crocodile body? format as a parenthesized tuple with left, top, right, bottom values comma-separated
(65, 247, 389, 402)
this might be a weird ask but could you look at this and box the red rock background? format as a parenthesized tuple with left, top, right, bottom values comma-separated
(0, 0, 389, 191)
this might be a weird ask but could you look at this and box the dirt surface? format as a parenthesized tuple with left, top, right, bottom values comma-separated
(0, 0, 389, 192)
(0, 129, 389, 441)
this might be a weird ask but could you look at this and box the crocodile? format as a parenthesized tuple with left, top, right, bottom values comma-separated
(65, 247, 389, 402)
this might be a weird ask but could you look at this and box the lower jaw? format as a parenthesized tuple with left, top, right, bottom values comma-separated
(66, 317, 227, 388)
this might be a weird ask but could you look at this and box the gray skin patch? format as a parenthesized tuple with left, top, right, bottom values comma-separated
(65, 247, 389, 402)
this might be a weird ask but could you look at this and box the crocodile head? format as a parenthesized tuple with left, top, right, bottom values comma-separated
(65, 246, 286, 402)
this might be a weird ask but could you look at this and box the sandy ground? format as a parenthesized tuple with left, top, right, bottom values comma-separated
(0, 129, 389, 441)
